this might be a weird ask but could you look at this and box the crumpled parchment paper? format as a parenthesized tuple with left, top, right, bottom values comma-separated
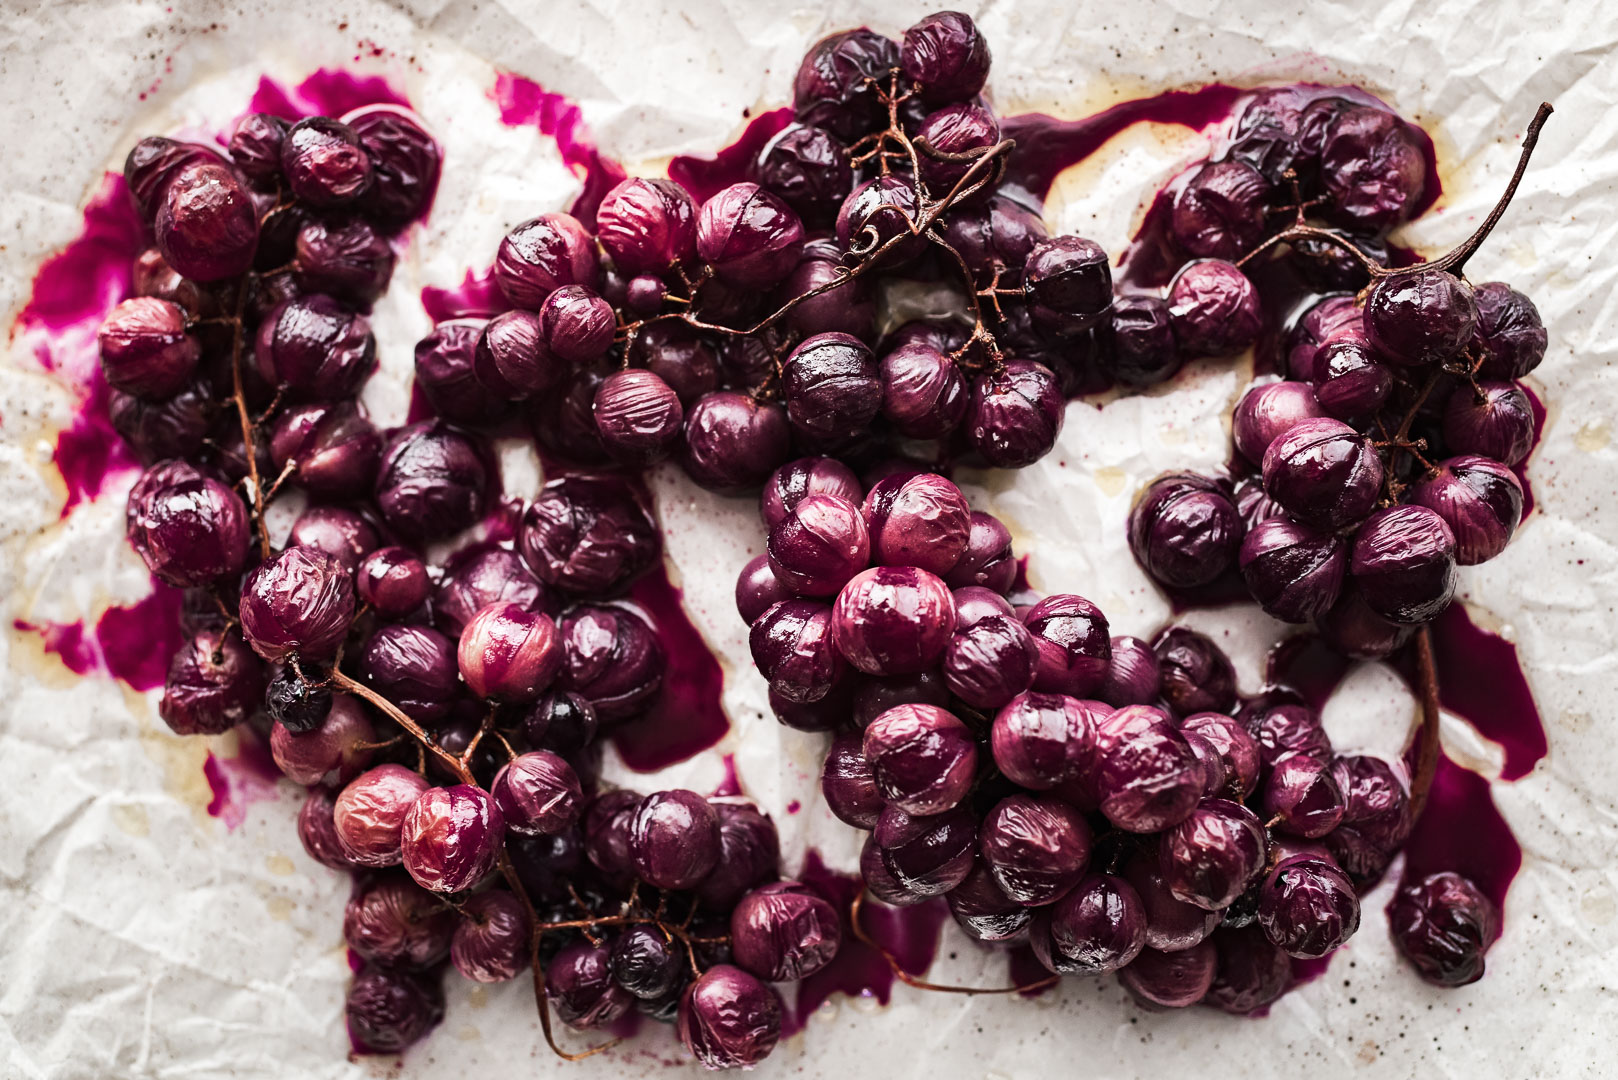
(2, 1, 1617, 1077)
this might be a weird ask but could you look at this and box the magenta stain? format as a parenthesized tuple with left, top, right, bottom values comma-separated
(792, 850, 949, 1032)
(712, 753, 742, 797)
(609, 566, 729, 772)
(420, 265, 510, 323)
(489, 72, 627, 229)
(1425, 604, 1546, 782)
(1265, 633, 1353, 714)
(667, 108, 794, 203)
(1398, 752, 1522, 914)
(786, 799, 801, 815)
(1006, 945, 1055, 998)
(203, 733, 282, 830)
(246, 69, 410, 122)
(14, 582, 184, 692)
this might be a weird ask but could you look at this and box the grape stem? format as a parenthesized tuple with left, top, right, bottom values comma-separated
(847, 891, 1059, 996)
(1408, 626, 1443, 820)
(224, 279, 271, 560)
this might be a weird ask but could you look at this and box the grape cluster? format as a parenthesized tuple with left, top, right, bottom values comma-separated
(95, 6, 1545, 1068)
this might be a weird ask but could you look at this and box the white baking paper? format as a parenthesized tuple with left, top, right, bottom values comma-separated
(2, 1, 1617, 1077)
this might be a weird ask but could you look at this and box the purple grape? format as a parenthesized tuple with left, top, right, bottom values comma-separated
(239, 546, 354, 662)
(1171, 160, 1272, 260)
(1181, 712, 1263, 800)
(944, 859, 1027, 943)
(990, 691, 1102, 790)
(1033, 872, 1147, 974)
(264, 664, 332, 734)
(821, 732, 884, 829)
(944, 613, 1038, 709)
(953, 585, 1014, 627)
(1319, 106, 1426, 232)
(1099, 293, 1182, 387)
(697, 799, 780, 910)
(127, 472, 251, 590)
(294, 216, 395, 304)
(901, 11, 991, 102)
(945, 511, 1017, 592)
(344, 105, 441, 226)
(879, 340, 970, 439)
(836, 174, 924, 267)
(280, 116, 372, 206)
(629, 322, 721, 406)
(780, 332, 883, 446)
(373, 420, 487, 541)
(1287, 294, 1366, 383)
(400, 783, 504, 892)
(1167, 260, 1261, 357)
(1262, 417, 1384, 531)
(793, 28, 899, 140)
(432, 545, 552, 637)
(523, 690, 600, 758)
(1312, 337, 1392, 419)
(831, 566, 955, 676)
(334, 764, 432, 868)
(539, 285, 615, 364)
(581, 789, 641, 887)
(495, 212, 599, 308)
(1022, 236, 1112, 333)
(874, 804, 978, 896)
(519, 475, 659, 597)
(98, 297, 199, 399)
(124, 137, 226, 223)
(491, 751, 582, 836)
(610, 924, 684, 999)
(595, 177, 698, 275)
(473, 309, 560, 399)
(357, 623, 459, 722)
(979, 794, 1092, 906)
(1410, 455, 1524, 565)
(1154, 629, 1237, 714)
(155, 163, 259, 281)
(863, 703, 978, 815)
(735, 554, 793, 625)
(159, 628, 264, 736)
(1443, 381, 1535, 467)
(346, 965, 443, 1053)
(1121, 851, 1222, 954)
(1159, 798, 1267, 911)
(696, 182, 805, 289)
(750, 598, 846, 703)
(413, 319, 511, 426)
(860, 832, 926, 906)
(966, 359, 1065, 468)
(298, 787, 356, 870)
(355, 546, 429, 618)
(851, 670, 952, 727)
(779, 242, 877, 341)
(1349, 504, 1458, 624)
(761, 456, 863, 529)
(768, 492, 869, 597)
(1258, 854, 1360, 958)
(730, 881, 841, 981)
(1388, 871, 1500, 987)
(1239, 517, 1348, 623)
(1471, 281, 1547, 379)
(268, 401, 381, 500)
(630, 789, 721, 890)
(592, 369, 685, 466)
(1364, 269, 1477, 366)
(1094, 704, 1204, 832)
(344, 873, 454, 969)
(1265, 754, 1347, 838)
(1023, 594, 1111, 697)
(548, 939, 634, 1029)
(752, 127, 855, 229)
(1204, 925, 1292, 1015)
(1119, 941, 1217, 1009)
(451, 889, 530, 983)
(914, 102, 1000, 190)
(108, 381, 214, 462)
(681, 391, 792, 494)
(1231, 380, 1326, 467)
(862, 472, 972, 576)
(942, 194, 1048, 282)
(677, 965, 782, 1069)
(1128, 473, 1245, 590)
(1095, 635, 1160, 708)
(558, 604, 665, 720)
(269, 694, 374, 785)
(1316, 586, 1416, 660)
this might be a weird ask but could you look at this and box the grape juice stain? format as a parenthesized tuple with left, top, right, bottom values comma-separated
(1006, 944, 1055, 998)
(667, 108, 794, 203)
(246, 69, 411, 122)
(792, 850, 949, 1033)
(203, 730, 283, 830)
(1424, 603, 1546, 782)
(608, 565, 729, 772)
(1397, 751, 1521, 913)
(13, 584, 184, 692)
(489, 72, 627, 229)
(419, 265, 510, 323)
(1264, 633, 1353, 714)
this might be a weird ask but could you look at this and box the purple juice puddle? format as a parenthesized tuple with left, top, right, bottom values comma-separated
(1398, 751, 1522, 914)
(1288, 953, 1335, 990)
(13, 617, 98, 676)
(245, 69, 411, 122)
(712, 753, 742, 798)
(489, 72, 627, 229)
(1164, 570, 1254, 615)
(1006, 944, 1055, 998)
(14, 584, 184, 692)
(1423, 604, 1547, 782)
(1264, 633, 1352, 714)
(420, 265, 510, 323)
(608, 565, 729, 772)
(793, 850, 949, 1031)
(786, 799, 801, 815)
(204, 732, 283, 831)
(667, 108, 794, 203)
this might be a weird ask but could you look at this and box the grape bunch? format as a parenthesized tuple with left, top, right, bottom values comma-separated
(93, 4, 1548, 1068)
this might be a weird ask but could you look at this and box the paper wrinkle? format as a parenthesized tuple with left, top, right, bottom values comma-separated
(3, 1, 1618, 1078)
